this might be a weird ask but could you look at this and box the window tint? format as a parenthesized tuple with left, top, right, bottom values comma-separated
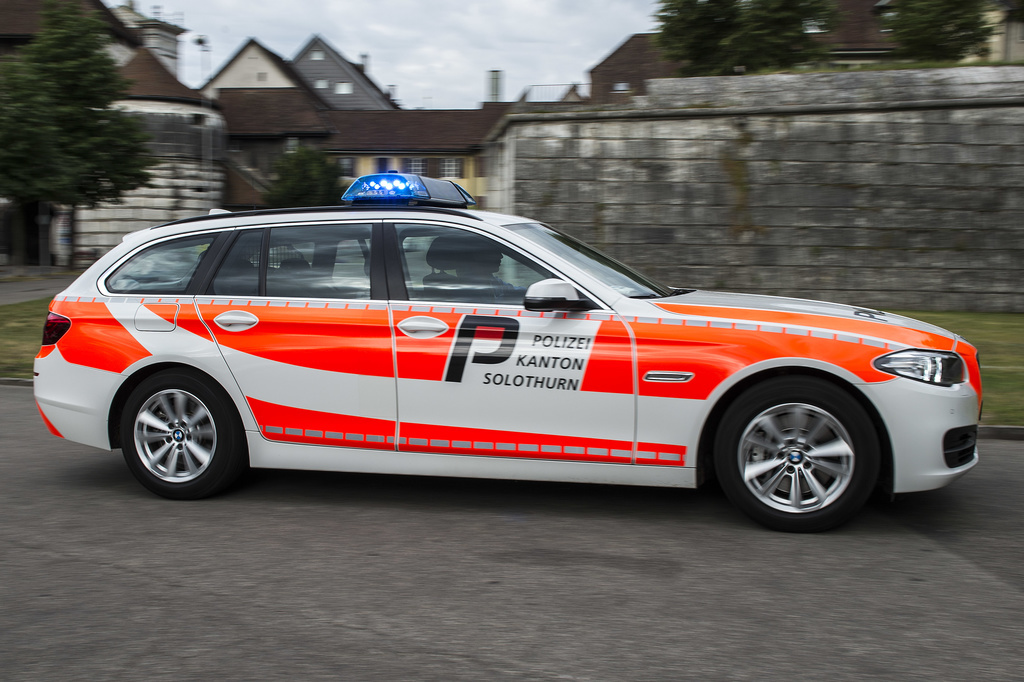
(210, 229, 262, 296)
(266, 224, 373, 299)
(106, 234, 215, 294)
(396, 224, 551, 305)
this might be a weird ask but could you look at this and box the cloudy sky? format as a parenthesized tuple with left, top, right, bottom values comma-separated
(110, 0, 661, 109)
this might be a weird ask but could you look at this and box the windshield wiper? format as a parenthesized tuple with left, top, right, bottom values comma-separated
(630, 288, 693, 300)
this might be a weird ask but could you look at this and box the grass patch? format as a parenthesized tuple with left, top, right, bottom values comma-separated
(892, 310, 1024, 426)
(1, 299, 1020, 425)
(0, 297, 51, 379)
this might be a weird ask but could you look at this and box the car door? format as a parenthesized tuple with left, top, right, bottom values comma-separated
(387, 222, 639, 465)
(196, 221, 397, 449)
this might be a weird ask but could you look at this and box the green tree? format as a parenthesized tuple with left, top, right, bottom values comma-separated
(0, 0, 153, 265)
(656, 0, 839, 76)
(656, 0, 741, 76)
(264, 146, 341, 208)
(880, 0, 995, 62)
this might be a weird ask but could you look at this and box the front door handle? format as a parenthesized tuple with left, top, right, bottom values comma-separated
(214, 310, 259, 331)
(397, 316, 449, 339)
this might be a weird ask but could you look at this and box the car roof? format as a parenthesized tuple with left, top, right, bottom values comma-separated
(127, 205, 533, 246)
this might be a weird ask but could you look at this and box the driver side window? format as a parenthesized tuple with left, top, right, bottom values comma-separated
(396, 224, 552, 305)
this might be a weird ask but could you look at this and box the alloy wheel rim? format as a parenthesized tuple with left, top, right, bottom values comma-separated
(738, 403, 855, 514)
(133, 389, 217, 483)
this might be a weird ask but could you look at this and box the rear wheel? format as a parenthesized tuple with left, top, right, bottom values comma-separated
(714, 376, 880, 532)
(120, 370, 247, 499)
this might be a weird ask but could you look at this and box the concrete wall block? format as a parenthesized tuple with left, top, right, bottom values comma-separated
(499, 74, 1024, 311)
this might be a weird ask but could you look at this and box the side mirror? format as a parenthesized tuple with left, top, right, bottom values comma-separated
(523, 279, 598, 312)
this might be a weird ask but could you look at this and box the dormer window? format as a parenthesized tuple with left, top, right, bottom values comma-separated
(315, 79, 328, 89)
(310, 50, 324, 60)
(335, 82, 353, 95)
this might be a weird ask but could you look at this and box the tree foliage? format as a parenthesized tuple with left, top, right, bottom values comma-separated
(656, 0, 839, 76)
(0, 0, 153, 209)
(264, 146, 342, 208)
(880, 0, 996, 62)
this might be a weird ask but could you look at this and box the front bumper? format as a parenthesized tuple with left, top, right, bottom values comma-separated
(860, 378, 979, 494)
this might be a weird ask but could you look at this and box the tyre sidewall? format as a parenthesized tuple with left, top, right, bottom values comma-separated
(715, 376, 880, 532)
(120, 370, 247, 500)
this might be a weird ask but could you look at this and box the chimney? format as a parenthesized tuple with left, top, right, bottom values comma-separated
(488, 70, 503, 103)
(360, 53, 370, 72)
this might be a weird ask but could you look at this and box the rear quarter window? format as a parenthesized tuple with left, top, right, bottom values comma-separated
(106, 234, 215, 294)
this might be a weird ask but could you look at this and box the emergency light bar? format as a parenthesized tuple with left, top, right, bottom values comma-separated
(341, 173, 477, 208)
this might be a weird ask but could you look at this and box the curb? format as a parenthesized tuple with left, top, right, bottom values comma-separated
(979, 426, 1024, 441)
(3, 376, 1022, 441)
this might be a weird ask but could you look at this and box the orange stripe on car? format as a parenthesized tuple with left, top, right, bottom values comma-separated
(199, 301, 394, 377)
(48, 300, 152, 373)
(654, 303, 954, 351)
(247, 397, 396, 448)
(36, 401, 64, 438)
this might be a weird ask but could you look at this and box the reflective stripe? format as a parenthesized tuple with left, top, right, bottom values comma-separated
(249, 397, 689, 466)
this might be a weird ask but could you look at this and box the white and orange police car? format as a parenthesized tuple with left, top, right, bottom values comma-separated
(34, 173, 981, 531)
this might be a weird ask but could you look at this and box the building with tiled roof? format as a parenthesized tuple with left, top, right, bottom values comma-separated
(201, 38, 332, 108)
(323, 104, 511, 208)
(588, 34, 682, 106)
(291, 35, 398, 110)
(0, 0, 140, 63)
(0, 0, 231, 267)
(120, 45, 209, 104)
(74, 45, 227, 261)
(216, 87, 334, 185)
(110, 0, 186, 76)
(827, 0, 897, 64)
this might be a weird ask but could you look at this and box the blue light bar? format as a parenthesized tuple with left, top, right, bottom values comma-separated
(341, 173, 476, 208)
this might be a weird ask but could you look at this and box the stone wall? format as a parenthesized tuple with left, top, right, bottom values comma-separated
(75, 101, 225, 265)
(487, 67, 1024, 312)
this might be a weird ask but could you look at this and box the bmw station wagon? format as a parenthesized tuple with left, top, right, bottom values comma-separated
(34, 173, 981, 531)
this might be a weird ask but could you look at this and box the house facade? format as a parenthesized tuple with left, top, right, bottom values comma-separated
(323, 104, 511, 207)
(291, 35, 398, 110)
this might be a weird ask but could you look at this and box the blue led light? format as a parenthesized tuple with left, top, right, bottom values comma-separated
(343, 173, 429, 201)
(341, 173, 476, 208)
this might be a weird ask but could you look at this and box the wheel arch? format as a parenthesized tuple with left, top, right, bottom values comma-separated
(696, 366, 894, 492)
(107, 363, 238, 450)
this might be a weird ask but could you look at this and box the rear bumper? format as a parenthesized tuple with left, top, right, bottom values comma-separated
(34, 348, 120, 450)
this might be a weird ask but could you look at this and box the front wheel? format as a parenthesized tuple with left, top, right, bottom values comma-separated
(714, 376, 880, 532)
(120, 370, 248, 499)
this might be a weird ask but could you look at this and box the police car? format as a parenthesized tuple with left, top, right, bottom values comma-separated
(34, 173, 981, 531)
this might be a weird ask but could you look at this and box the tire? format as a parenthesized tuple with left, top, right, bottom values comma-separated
(714, 376, 880, 532)
(120, 370, 248, 500)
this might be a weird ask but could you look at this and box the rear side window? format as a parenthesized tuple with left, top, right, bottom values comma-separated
(106, 234, 215, 294)
(210, 229, 262, 296)
(266, 223, 374, 299)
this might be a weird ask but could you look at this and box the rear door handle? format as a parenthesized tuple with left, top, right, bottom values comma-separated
(214, 310, 259, 331)
(397, 316, 449, 339)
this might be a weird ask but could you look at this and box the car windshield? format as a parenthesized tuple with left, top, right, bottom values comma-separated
(504, 222, 677, 298)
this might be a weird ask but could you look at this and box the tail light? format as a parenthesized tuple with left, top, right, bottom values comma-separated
(42, 312, 71, 345)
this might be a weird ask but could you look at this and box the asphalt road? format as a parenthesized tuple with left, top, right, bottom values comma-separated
(3, 384, 1023, 681)
(0, 274, 79, 306)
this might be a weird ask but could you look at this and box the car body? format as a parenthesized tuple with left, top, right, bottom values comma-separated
(34, 174, 982, 531)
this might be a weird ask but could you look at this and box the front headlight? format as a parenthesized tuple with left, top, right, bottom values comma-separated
(873, 349, 965, 387)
